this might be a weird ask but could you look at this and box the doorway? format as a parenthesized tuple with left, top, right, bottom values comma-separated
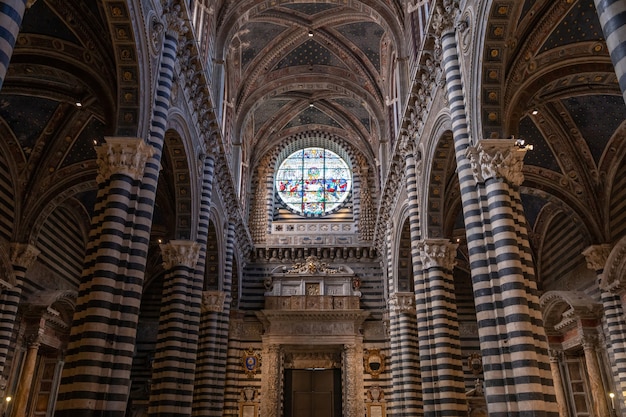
(284, 369, 342, 417)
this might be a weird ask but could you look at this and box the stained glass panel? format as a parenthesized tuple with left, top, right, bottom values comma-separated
(276, 147, 352, 216)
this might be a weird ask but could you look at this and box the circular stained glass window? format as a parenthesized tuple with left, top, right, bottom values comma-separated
(275, 147, 352, 216)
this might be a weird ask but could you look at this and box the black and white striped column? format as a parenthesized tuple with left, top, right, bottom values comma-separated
(148, 240, 201, 417)
(583, 244, 626, 408)
(190, 149, 219, 416)
(467, 139, 557, 415)
(594, 0, 626, 105)
(0, 0, 28, 90)
(192, 222, 236, 417)
(387, 140, 423, 417)
(0, 244, 39, 379)
(436, 3, 557, 415)
(54, 138, 155, 417)
(55, 5, 183, 414)
(416, 239, 467, 417)
(387, 294, 422, 417)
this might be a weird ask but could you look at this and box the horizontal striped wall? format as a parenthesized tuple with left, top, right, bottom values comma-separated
(609, 157, 626, 241)
(33, 204, 87, 290)
(240, 250, 384, 312)
(538, 210, 590, 290)
(0, 153, 14, 242)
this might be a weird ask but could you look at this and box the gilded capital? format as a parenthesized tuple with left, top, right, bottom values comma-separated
(160, 240, 201, 270)
(96, 137, 155, 183)
(418, 239, 458, 270)
(467, 139, 526, 186)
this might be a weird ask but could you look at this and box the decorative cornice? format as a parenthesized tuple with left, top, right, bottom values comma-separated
(466, 139, 526, 186)
(160, 240, 201, 270)
(96, 137, 155, 183)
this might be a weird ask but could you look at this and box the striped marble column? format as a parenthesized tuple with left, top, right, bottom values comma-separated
(54, 138, 155, 417)
(148, 240, 201, 417)
(192, 223, 236, 417)
(583, 244, 626, 407)
(467, 139, 557, 415)
(435, 3, 557, 415)
(594, 0, 626, 105)
(0, 0, 28, 90)
(387, 137, 423, 417)
(416, 239, 466, 417)
(55, 5, 184, 415)
(387, 294, 421, 417)
(190, 148, 219, 416)
(0, 244, 39, 378)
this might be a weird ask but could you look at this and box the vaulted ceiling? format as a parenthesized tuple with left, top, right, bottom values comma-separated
(0, 0, 624, 290)
(216, 0, 404, 164)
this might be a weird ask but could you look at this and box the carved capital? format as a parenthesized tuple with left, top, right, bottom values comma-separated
(160, 240, 201, 270)
(388, 292, 416, 314)
(398, 134, 415, 159)
(467, 139, 526, 186)
(432, 0, 460, 37)
(10, 243, 40, 269)
(418, 239, 458, 270)
(582, 244, 612, 273)
(163, 1, 188, 39)
(96, 137, 155, 183)
(202, 290, 226, 313)
(581, 333, 599, 350)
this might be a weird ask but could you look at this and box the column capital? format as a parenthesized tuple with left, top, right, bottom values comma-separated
(160, 240, 201, 270)
(548, 348, 563, 362)
(10, 243, 40, 269)
(399, 134, 416, 159)
(201, 290, 226, 313)
(96, 137, 155, 183)
(582, 244, 612, 273)
(581, 333, 599, 350)
(417, 239, 458, 270)
(163, 1, 188, 39)
(467, 139, 527, 186)
(432, 0, 461, 38)
(388, 292, 416, 314)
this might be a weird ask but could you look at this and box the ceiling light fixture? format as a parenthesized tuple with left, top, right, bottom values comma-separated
(308, 30, 313, 37)
(531, 109, 538, 115)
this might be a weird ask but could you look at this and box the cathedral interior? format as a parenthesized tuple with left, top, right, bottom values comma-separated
(0, 0, 626, 416)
